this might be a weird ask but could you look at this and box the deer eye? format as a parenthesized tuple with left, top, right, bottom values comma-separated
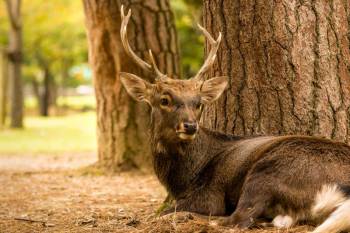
(196, 103, 202, 110)
(160, 97, 170, 106)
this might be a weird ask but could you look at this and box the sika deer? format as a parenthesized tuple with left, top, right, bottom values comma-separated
(118, 6, 350, 233)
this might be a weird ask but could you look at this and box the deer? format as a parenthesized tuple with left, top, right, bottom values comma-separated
(118, 6, 350, 233)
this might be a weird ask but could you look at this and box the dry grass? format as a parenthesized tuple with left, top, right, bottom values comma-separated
(0, 155, 314, 233)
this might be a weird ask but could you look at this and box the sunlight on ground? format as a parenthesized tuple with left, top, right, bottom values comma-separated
(0, 112, 96, 156)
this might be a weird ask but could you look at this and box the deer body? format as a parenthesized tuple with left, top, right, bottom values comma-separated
(152, 125, 350, 227)
(119, 6, 350, 233)
(151, 126, 277, 215)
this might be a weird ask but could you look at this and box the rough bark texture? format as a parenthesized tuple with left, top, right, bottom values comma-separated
(202, 0, 350, 142)
(83, 0, 180, 171)
(5, 0, 23, 128)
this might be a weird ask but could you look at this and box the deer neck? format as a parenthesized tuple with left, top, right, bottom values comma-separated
(150, 121, 216, 198)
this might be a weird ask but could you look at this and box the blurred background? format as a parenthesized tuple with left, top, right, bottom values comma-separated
(0, 0, 201, 160)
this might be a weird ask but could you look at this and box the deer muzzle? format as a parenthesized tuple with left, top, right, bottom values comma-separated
(176, 122, 198, 140)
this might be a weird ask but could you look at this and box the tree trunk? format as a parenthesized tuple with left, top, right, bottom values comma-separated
(40, 66, 52, 117)
(5, 0, 23, 128)
(49, 80, 57, 111)
(31, 79, 42, 114)
(202, 0, 350, 143)
(0, 48, 8, 127)
(83, 0, 180, 171)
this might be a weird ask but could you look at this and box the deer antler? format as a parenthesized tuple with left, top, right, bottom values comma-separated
(120, 5, 166, 80)
(192, 24, 222, 81)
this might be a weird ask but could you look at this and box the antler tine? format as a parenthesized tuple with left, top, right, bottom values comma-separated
(148, 50, 167, 80)
(193, 24, 222, 81)
(120, 5, 166, 79)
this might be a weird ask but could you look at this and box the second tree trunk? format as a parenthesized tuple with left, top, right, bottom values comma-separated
(202, 0, 350, 142)
(84, 0, 180, 171)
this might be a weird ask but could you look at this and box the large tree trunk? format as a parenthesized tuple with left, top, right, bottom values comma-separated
(202, 0, 350, 142)
(83, 0, 180, 171)
(5, 0, 23, 128)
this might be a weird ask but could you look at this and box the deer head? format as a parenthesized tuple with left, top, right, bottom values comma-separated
(119, 6, 228, 142)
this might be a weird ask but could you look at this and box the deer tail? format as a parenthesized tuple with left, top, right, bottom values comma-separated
(311, 184, 350, 233)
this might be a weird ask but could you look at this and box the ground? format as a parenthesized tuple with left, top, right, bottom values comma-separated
(0, 153, 314, 233)
(0, 110, 312, 232)
(0, 112, 96, 156)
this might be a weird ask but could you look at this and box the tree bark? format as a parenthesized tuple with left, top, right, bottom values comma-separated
(202, 0, 350, 142)
(83, 0, 180, 171)
(5, 0, 23, 128)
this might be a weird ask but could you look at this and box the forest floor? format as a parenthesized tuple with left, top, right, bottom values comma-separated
(0, 153, 313, 233)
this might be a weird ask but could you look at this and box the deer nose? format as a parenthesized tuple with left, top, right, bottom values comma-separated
(183, 122, 198, 135)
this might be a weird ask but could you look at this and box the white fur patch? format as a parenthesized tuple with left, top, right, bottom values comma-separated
(178, 133, 196, 140)
(312, 199, 350, 233)
(272, 215, 294, 228)
(311, 184, 350, 233)
(312, 184, 346, 219)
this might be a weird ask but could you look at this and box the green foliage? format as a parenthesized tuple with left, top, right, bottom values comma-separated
(0, 3, 8, 47)
(183, 0, 202, 8)
(0, 112, 96, 155)
(171, 0, 203, 78)
(22, 0, 88, 87)
(57, 95, 96, 111)
(0, 0, 89, 87)
(0, 0, 205, 82)
(25, 95, 96, 111)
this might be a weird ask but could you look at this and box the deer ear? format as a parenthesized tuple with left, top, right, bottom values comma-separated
(200, 76, 228, 104)
(120, 72, 153, 104)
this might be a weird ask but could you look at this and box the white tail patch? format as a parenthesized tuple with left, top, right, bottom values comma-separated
(312, 199, 350, 233)
(312, 184, 350, 233)
(312, 184, 346, 219)
(272, 215, 294, 229)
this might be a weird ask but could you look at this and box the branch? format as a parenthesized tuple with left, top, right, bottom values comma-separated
(4, 0, 21, 29)
(14, 217, 55, 227)
(14, 217, 46, 223)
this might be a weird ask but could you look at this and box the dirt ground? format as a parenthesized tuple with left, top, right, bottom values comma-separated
(0, 154, 313, 233)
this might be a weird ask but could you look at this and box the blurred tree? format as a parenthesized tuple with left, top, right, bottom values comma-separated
(170, 0, 203, 78)
(0, 0, 87, 117)
(83, 0, 180, 171)
(202, 1, 350, 142)
(0, 48, 8, 127)
(22, 0, 87, 116)
(4, 0, 23, 128)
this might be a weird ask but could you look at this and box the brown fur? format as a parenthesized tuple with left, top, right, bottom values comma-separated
(154, 130, 350, 228)
(120, 73, 350, 231)
(118, 9, 350, 230)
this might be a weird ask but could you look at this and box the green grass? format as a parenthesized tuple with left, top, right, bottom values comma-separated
(0, 112, 97, 156)
(57, 95, 96, 110)
(25, 95, 96, 111)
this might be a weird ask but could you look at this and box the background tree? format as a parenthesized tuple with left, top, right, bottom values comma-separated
(1, 0, 88, 118)
(22, 0, 87, 116)
(172, 0, 203, 77)
(202, 0, 350, 143)
(0, 47, 7, 127)
(83, 0, 181, 171)
(4, 0, 23, 128)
